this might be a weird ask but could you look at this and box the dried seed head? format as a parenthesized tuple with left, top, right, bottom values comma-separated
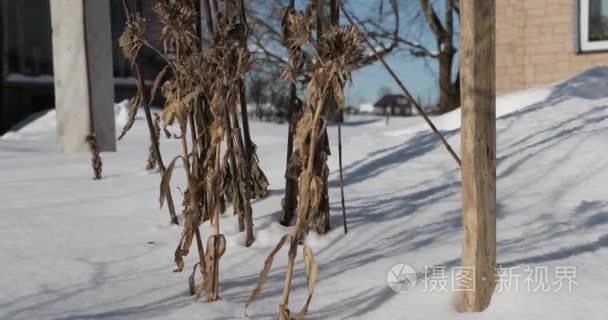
(154, 0, 200, 55)
(280, 6, 307, 84)
(306, 25, 366, 112)
(318, 25, 366, 75)
(283, 8, 316, 52)
(119, 13, 146, 64)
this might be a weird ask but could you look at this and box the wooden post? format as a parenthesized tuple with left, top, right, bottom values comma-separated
(50, 0, 116, 153)
(459, 0, 496, 312)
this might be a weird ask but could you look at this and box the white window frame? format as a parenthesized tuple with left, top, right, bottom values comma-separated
(579, 0, 608, 52)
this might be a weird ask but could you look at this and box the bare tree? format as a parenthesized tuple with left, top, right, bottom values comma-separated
(352, 0, 460, 113)
(248, 0, 399, 225)
(249, 1, 460, 113)
(247, 0, 399, 85)
(248, 75, 268, 120)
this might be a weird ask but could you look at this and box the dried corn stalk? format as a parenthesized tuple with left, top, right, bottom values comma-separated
(209, 0, 259, 247)
(246, 3, 364, 317)
(125, 0, 269, 300)
(119, 0, 254, 301)
(118, 2, 179, 225)
(233, 1, 271, 203)
(153, 0, 229, 301)
(145, 112, 163, 171)
(279, 2, 312, 226)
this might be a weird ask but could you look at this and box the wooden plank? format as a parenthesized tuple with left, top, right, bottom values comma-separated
(50, 0, 115, 153)
(459, 0, 496, 312)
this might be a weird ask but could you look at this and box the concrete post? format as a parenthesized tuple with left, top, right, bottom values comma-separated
(50, 0, 115, 152)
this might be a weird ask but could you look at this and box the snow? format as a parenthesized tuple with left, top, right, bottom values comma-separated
(357, 103, 375, 114)
(246, 103, 275, 113)
(1, 101, 130, 141)
(2, 67, 608, 319)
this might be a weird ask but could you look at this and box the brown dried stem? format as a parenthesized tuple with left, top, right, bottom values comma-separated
(247, 5, 365, 317)
(86, 134, 103, 180)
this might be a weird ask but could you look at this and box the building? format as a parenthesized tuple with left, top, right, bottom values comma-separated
(0, 0, 165, 135)
(356, 103, 375, 114)
(497, 0, 608, 94)
(373, 94, 413, 116)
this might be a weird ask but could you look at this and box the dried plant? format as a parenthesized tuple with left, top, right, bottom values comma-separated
(118, 1, 179, 225)
(233, 0, 271, 204)
(150, 0, 229, 301)
(249, 150, 270, 199)
(210, 19, 257, 247)
(145, 112, 163, 171)
(120, 0, 273, 301)
(154, 0, 199, 55)
(118, 12, 146, 65)
(281, 5, 316, 75)
(86, 134, 103, 180)
(246, 2, 365, 317)
(280, 3, 308, 226)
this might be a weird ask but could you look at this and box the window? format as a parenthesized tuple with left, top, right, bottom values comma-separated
(579, 0, 608, 52)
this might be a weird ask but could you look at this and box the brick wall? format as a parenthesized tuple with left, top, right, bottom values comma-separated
(496, 0, 608, 94)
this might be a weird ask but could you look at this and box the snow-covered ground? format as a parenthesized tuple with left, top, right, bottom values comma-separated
(2, 68, 608, 319)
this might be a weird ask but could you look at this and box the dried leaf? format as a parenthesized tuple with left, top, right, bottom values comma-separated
(150, 65, 169, 102)
(250, 156, 270, 199)
(298, 171, 312, 214)
(291, 244, 317, 320)
(201, 234, 226, 300)
(118, 12, 146, 64)
(285, 150, 303, 180)
(188, 262, 201, 296)
(245, 234, 291, 317)
(205, 234, 227, 260)
(173, 230, 193, 272)
(160, 156, 183, 208)
(173, 246, 185, 272)
(161, 100, 180, 128)
(163, 126, 172, 139)
(118, 94, 141, 140)
(309, 175, 323, 209)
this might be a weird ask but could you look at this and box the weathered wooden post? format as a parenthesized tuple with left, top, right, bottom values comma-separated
(459, 0, 496, 312)
(50, 0, 115, 153)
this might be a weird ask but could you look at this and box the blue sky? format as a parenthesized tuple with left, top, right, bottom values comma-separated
(345, 53, 438, 106)
(343, 0, 454, 107)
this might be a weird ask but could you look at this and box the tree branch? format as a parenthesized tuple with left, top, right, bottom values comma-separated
(419, 0, 446, 38)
